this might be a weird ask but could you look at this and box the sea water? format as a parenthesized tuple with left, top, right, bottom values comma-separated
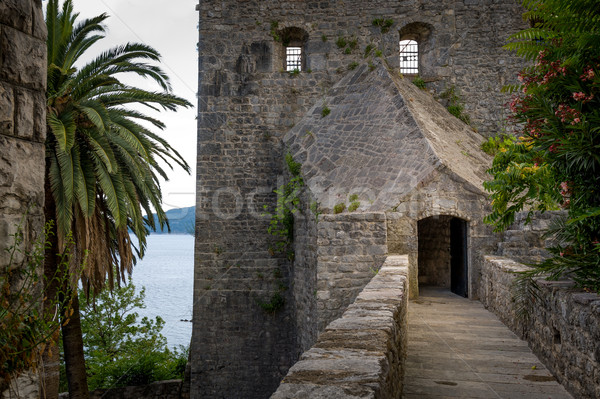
(132, 234, 194, 349)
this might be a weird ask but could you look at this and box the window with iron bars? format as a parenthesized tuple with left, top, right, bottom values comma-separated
(286, 47, 302, 72)
(399, 40, 418, 74)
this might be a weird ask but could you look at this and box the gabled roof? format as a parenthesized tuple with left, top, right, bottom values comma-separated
(284, 62, 492, 212)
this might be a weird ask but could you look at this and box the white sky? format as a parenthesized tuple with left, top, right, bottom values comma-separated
(62, 0, 199, 210)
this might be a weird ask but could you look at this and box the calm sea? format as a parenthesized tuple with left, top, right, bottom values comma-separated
(132, 234, 194, 349)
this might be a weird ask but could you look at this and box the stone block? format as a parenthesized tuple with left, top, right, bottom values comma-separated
(0, 0, 32, 33)
(0, 25, 46, 90)
(0, 81, 14, 136)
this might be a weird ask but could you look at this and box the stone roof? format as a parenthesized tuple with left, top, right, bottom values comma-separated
(284, 62, 492, 212)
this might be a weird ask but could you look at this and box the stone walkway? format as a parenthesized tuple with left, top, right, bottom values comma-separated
(402, 287, 573, 399)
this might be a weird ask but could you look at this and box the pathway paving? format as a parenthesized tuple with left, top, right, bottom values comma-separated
(402, 287, 573, 399)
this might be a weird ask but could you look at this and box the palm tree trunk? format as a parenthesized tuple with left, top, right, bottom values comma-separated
(40, 173, 60, 399)
(61, 286, 89, 399)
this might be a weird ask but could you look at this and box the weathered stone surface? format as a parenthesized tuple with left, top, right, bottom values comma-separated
(0, 25, 46, 90)
(405, 287, 573, 399)
(0, 1, 46, 396)
(496, 211, 565, 264)
(481, 256, 600, 399)
(284, 63, 491, 213)
(0, 0, 32, 34)
(271, 256, 408, 399)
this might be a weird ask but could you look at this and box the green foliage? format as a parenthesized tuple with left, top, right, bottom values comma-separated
(310, 201, 322, 222)
(257, 291, 285, 314)
(321, 105, 331, 117)
(480, 134, 517, 156)
(348, 201, 361, 212)
(45, 0, 191, 293)
(486, 0, 600, 292)
(336, 37, 347, 48)
(263, 154, 304, 256)
(344, 47, 352, 55)
(440, 86, 471, 125)
(372, 18, 394, 33)
(348, 37, 358, 50)
(364, 44, 375, 58)
(412, 76, 427, 90)
(0, 221, 69, 386)
(321, 34, 327, 42)
(270, 21, 280, 41)
(333, 203, 346, 214)
(285, 152, 302, 177)
(349, 194, 359, 202)
(74, 278, 187, 391)
(348, 61, 359, 70)
(374, 49, 383, 57)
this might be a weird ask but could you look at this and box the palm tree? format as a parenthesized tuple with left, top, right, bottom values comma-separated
(42, 1, 191, 397)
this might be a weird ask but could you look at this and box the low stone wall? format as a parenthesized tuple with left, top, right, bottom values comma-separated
(59, 380, 182, 399)
(480, 256, 600, 399)
(271, 255, 409, 399)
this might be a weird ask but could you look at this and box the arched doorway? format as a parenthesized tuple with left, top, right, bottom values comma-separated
(417, 216, 469, 297)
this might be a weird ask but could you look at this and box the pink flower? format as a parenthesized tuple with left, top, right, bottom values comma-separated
(573, 92, 587, 101)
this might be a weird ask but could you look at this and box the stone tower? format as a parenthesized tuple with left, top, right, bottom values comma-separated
(192, 1, 526, 398)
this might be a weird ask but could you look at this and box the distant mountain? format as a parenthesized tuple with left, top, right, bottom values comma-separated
(150, 206, 195, 235)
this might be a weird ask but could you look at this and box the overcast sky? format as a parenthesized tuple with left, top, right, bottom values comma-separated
(67, 0, 199, 210)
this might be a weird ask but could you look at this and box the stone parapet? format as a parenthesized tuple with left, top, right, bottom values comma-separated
(271, 255, 408, 399)
(59, 380, 183, 399)
(480, 256, 600, 399)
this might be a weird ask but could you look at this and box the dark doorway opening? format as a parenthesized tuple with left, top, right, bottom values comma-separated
(417, 216, 468, 297)
(450, 218, 468, 297)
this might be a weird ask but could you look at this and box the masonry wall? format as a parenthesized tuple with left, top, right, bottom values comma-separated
(314, 213, 388, 331)
(290, 194, 319, 356)
(480, 256, 600, 399)
(194, 1, 526, 397)
(496, 211, 565, 264)
(0, 0, 46, 397)
(386, 168, 497, 299)
(271, 256, 409, 399)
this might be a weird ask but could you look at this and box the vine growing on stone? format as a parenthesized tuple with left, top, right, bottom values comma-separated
(0, 220, 71, 390)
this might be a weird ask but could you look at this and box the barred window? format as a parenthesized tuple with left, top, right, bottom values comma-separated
(399, 40, 418, 74)
(286, 47, 302, 71)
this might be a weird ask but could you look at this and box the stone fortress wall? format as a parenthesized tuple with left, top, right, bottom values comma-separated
(0, 0, 47, 397)
(193, 1, 527, 398)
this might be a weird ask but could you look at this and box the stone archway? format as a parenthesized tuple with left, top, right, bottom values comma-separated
(417, 215, 469, 297)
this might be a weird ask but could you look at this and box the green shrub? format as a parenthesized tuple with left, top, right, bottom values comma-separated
(69, 278, 188, 391)
(485, 0, 600, 293)
(333, 203, 346, 214)
(285, 152, 302, 177)
(372, 18, 394, 33)
(348, 201, 360, 212)
(440, 86, 471, 125)
(412, 76, 427, 90)
(480, 134, 516, 156)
